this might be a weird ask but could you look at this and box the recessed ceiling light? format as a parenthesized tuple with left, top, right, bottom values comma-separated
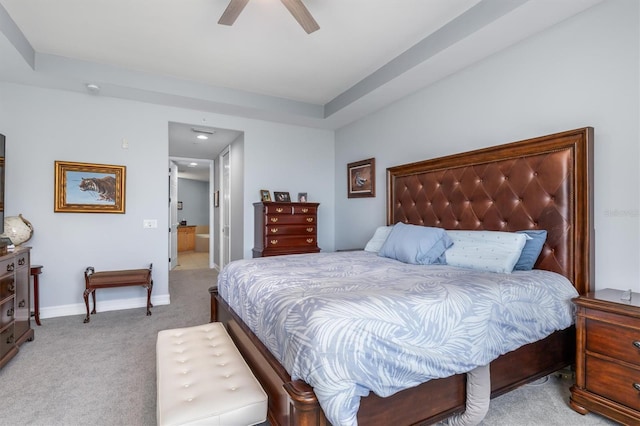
(196, 134, 208, 140)
(86, 83, 100, 94)
(189, 162, 198, 167)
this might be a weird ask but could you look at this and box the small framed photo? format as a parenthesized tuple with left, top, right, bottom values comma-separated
(260, 189, 271, 202)
(177, 201, 183, 210)
(274, 191, 291, 202)
(297, 192, 307, 202)
(347, 158, 375, 198)
(54, 161, 126, 213)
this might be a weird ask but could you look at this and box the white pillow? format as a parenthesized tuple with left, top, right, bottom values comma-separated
(445, 230, 527, 274)
(364, 225, 394, 253)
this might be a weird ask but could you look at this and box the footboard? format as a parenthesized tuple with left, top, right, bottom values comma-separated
(210, 286, 327, 426)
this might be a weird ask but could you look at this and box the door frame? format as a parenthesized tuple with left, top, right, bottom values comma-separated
(169, 156, 215, 269)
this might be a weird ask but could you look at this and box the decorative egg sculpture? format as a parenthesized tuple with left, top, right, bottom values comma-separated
(2, 214, 34, 246)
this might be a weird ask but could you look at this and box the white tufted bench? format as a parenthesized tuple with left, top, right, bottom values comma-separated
(156, 322, 267, 426)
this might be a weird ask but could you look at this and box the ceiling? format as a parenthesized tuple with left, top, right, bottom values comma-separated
(0, 0, 603, 180)
(169, 122, 241, 181)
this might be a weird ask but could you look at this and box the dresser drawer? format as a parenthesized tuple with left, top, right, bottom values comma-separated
(264, 215, 316, 225)
(15, 252, 28, 269)
(586, 318, 640, 366)
(293, 205, 317, 215)
(266, 225, 315, 236)
(266, 235, 317, 248)
(0, 296, 14, 328)
(0, 273, 14, 299)
(586, 355, 640, 411)
(0, 257, 15, 276)
(264, 205, 292, 214)
(0, 326, 14, 359)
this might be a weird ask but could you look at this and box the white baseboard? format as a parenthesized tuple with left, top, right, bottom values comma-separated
(39, 294, 171, 320)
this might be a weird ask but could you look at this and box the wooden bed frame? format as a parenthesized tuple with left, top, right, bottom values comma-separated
(210, 127, 594, 425)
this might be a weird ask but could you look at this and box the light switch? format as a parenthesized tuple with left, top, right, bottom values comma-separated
(143, 219, 157, 228)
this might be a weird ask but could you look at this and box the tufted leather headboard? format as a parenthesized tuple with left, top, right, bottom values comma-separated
(387, 128, 594, 295)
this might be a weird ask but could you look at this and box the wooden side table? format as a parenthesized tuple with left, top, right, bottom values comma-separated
(571, 288, 640, 424)
(30, 265, 43, 326)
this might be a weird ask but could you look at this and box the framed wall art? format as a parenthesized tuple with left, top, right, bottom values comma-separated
(347, 158, 375, 198)
(54, 161, 126, 213)
(297, 192, 307, 202)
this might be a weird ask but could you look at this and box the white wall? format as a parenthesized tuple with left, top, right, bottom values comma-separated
(243, 122, 336, 256)
(177, 178, 209, 226)
(335, 0, 639, 291)
(0, 82, 335, 317)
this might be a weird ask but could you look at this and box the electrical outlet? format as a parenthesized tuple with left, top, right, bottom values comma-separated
(143, 219, 157, 229)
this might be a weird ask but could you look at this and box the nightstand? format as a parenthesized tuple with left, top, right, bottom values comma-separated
(570, 288, 640, 424)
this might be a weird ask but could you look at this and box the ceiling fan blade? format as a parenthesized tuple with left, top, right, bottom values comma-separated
(280, 0, 320, 34)
(218, 0, 250, 26)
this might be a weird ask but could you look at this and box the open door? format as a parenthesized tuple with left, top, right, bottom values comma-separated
(169, 160, 178, 270)
(220, 147, 231, 268)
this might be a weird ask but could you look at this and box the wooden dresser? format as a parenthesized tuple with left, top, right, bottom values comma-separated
(253, 202, 320, 257)
(177, 226, 196, 252)
(0, 247, 33, 369)
(570, 288, 640, 424)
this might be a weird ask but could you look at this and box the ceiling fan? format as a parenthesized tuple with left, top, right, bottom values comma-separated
(218, 0, 320, 34)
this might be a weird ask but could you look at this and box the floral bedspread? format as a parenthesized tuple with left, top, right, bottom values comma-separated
(218, 251, 577, 426)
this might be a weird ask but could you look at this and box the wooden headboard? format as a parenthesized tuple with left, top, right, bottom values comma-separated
(387, 127, 594, 295)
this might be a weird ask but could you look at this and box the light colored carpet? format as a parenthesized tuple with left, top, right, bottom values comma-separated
(0, 266, 617, 426)
(0, 267, 216, 426)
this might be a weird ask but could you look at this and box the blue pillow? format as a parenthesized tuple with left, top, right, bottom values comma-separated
(378, 223, 453, 265)
(514, 230, 547, 270)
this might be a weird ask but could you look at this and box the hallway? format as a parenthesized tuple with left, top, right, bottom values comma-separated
(174, 251, 209, 270)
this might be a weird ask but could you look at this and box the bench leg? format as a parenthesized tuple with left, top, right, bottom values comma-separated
(145, 281, 153, 316)
(91, 290, 97, 314)
(83, 289, 92, 323)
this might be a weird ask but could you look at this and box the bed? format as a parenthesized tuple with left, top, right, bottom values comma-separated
(210, 127, 594, 425)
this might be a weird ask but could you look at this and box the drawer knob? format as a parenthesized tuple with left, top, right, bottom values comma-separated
(306, 218, 314, 223)
(306, 227, 314, 233)
(270, 228, 279, 233)
(306, 238, 314, 243)
(276, 208, 284, 213)
(634, 383, 640, 392)
(270, 239, 278, 245)
(6, 263, 14, 272)
(270, 218, 279, 223)
(301, 208, 309, 213)
(633, 341, 640, 350)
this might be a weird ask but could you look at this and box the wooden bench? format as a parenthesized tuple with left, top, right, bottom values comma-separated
(83, 264, 153, 323)
(156, 322, 267, 426)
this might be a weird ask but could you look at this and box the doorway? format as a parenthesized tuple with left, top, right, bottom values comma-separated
(169, 156, 213, 270)
(168, 121, 243, 271)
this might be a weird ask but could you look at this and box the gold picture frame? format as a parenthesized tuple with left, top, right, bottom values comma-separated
(260, 189, 271, 202)
(348, 158, 375, 198)
(54, 161, 126, 213)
